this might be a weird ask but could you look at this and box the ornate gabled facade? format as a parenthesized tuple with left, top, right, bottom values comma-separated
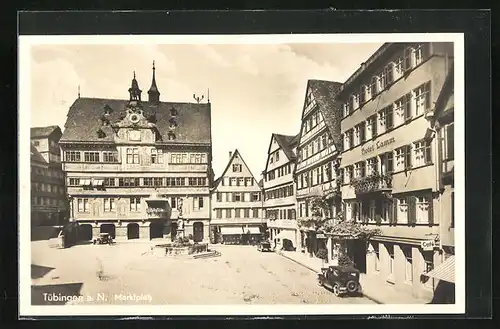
(262, 133, 300, 249)
(60, 64, 213, 242)
(210, 149, 265, 245)
(337, 42, 454, 300)
(294, 79, 343, 254)
(30, 125, 68, 227)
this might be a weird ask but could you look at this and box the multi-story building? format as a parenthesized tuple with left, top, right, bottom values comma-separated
(30, 125, 67, 226)
(60, 63, 213, 242)
(337, 42, 454, 300)
(210, 149, 265, 244)
(262, 133, 299, 249)
(294, 79, 343, 257)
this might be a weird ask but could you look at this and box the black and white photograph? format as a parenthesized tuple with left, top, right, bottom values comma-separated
(19, 33, 464, 316)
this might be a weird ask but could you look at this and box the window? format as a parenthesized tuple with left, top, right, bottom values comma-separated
(352, 202, 360, 222)
(444, 123, 454, 160)
(381, 152, 394, 174)
(130, 197, 141, 211)
(104, 198, 115, 212)
(395, 145, 412, 171)
(370, 76, 379, 95)
(216, 209, 222, 219)
(416, 195, 431, 224)
(351, 93, 360, 110)
(119, 178, 140, 187)
(403, 247, 413, 283)
(77, 198, 89, 212)
(397, 198, 408, 223)
(126, 148, 139, 164)
(367, 157, 378, 176)
(354, 161, 366, 178)
(381, 200, 391, 222)
(151, 149, 164, 164)
(378, 106, 393, 134)
(366, 115, 377, 140)
(394, 95, 410, 126)
(65, 151, 81, 162)
(343, 103, 350, 118)
(233, 193, 241, 202)
(245, 178, 253, 186)
(69, 178, 80, 186)
(225, 209, 232, 218)
(368, 200, 377, 222)
(354, 123, 365, 145)
(253, 208, 259, 218)
(103, 151, 119, 163)
(153, 177, 163, 187)
(413, 140, 432, 167)
(394, 56, 405, 80)
(235, 209, 241, 218)
(143, 178, 153, 186)
(387, 244, 395, 280)
(232, 164, 242, 172)
(216, 192, 222, 202)
(197, 197, 204, 209)
(345, 166, 353, 184)
(414, 82, 431, 116)
(171, 197, 177, 209)
(252, 192, 261, 201)
(346, 129, 354, 149)
(84, 151, 100, 162)
(103, 178, 115, 186)
(244, 208, 250, 218)
(414, 43, 428, 66)
(168, 132, 176, 140)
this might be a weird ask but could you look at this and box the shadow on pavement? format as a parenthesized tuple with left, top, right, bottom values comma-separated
(31, 282, 84, 305)
(31, 264, 55, 280)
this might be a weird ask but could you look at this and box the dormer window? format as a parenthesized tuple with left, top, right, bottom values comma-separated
(168, 132, 176, 141)
(170, 108, 178, 117)
(103, 104, 113, 115)
(97, 129, 106, 138)
(169, 118, 177, 129)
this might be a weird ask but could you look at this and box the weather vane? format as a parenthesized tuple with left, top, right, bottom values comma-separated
(193, 93, 204, 103)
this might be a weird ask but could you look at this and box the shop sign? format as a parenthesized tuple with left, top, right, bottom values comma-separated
(361, 137, 396, 156)
(421, 240, 435, 251)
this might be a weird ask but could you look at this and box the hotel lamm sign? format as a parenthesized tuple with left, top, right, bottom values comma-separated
(361, 137, 396, 156)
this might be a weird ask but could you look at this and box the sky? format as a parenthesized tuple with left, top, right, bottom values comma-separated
(30, 42, 382, 179)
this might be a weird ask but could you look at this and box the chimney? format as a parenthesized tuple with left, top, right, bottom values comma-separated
(229, 151, 233, 159)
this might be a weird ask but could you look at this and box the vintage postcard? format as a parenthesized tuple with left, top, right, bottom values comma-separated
(19, 33, 464, 317)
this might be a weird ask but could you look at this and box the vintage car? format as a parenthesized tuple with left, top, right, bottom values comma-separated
(93, 233, 114, 245)
(257, 241, 273, 252)
(317, 265, 362, 297)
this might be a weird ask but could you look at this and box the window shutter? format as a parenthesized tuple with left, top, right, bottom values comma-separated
(428, 194, 434, 225)
(407, 196, 417, 225)
(405, 145, 412, 170)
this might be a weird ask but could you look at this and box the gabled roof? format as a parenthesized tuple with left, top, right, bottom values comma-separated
(30, 144, 47, 164)
(300, 79, 343, 150)
(213, 149, 261, 190)
(274, 133, 300, 161)
(60, 97, 211, 144)
(31, 125, 62, 139)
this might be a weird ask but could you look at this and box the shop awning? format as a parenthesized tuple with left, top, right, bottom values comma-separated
(422, 255, 455, 283)
(220, 227, 243, 235)
(244, 227, 261, 234)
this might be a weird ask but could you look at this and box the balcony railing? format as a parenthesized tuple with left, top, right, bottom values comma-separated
(350, 173, 392, 195)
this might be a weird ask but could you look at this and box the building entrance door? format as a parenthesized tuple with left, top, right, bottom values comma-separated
(193, 222, 204, 242)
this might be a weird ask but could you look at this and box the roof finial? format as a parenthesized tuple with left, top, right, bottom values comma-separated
(133, 71, 136, 79)
(78, 85, 80, 98)
(207, 88, 210, 103)
(153, 60, 155, 70)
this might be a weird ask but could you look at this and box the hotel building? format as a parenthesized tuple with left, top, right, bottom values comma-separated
(294, 80, 343, 257)
(337, 42, 454, 300)
(60, 64, 213, 242)
(262, 133, 300, 249)
(30, 126, 68, 227)
(210, 150, 265, 244)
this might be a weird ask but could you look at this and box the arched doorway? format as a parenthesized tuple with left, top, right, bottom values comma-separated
(80, 224, 93, 241)
(127, 223, 140, 240)
(149, 221, 164, 240)
(100, 223, 116, 239)
(193, 222, 204, 242)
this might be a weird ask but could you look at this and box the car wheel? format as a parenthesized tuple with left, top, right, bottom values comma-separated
(346, 280, 358, 293)
(317, 279, 323, 287)
(332, 283, 341, 297)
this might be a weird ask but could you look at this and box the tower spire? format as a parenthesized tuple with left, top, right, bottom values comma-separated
(148, 60, 160, 104)
(128, 71, 142, 101)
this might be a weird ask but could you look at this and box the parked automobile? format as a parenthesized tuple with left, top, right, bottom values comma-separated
(93, 233, 114, 245)
(257, 241, 273, 252)
(317, 265, 362, 297)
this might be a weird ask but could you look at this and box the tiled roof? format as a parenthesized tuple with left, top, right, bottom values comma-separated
(273, 133, 300, 161)
(308, 79, 343, 150)
(31, 125, 61, 139)
(213, 149, 262, 190)
(30, 144, 47, 164)
(60, 97, 211, 144)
